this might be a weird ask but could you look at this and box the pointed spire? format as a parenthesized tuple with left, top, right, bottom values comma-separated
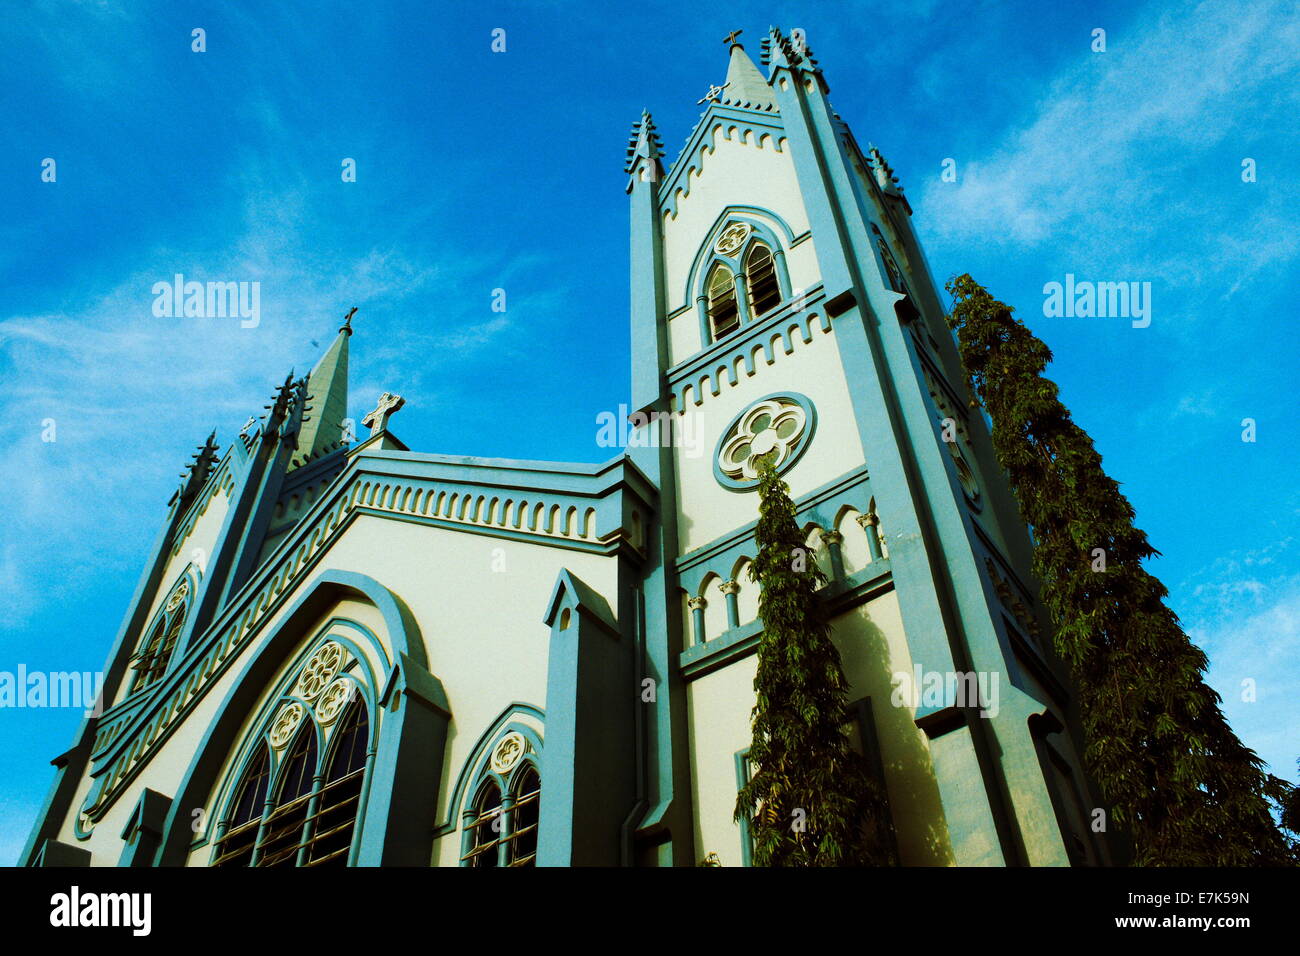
(868, 144, 903, 195)
(173, 430, 220, 506)
(292, 310, 351, 467)
(624, 110, 664, 176)
(719, 31, 777, 112)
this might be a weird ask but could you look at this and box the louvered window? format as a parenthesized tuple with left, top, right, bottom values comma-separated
(708, 265, 740, 340)
(746, 243, 781, 317)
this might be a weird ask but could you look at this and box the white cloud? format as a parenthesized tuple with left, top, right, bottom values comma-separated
(1183, 552, 1300, 784)
(917, 0, 1300, 293)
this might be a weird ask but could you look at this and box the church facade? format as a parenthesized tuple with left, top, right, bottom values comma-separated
(23, 29, 1107, 867)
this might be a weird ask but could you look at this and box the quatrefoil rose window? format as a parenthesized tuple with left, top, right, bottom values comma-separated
(715, 395, 815, 489)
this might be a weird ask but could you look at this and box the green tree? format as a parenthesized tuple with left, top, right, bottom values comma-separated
(945, 273, 1294, 865)
(735, 461, 895, 866)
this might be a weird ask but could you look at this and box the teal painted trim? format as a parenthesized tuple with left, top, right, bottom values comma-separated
(537, 569, 636, 866)
(679, 563, 894, 681)
(153, 570, 432, 865)
(350, 507, 623, 558)
(734, 748, 752, 867)
(712, 391, 817, 491)
(669, 289, 831, 409)
(543, 568, 620, 634)
(682, 620, 763, 680)
(357, 650, 450, 865)
(117, 788, 172, 867)
(32, 839, 92, 867)
(87, 547, 417, 775)
(435, 703, 545, 837)
(660, 106, 787, 215)
(676, 464, 870, 583)
(628, 127, 668, 414)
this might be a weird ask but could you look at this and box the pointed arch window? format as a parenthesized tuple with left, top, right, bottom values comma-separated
(213, 678, 372, 867)
(258, 723, 318, 868)
(745, 243, 781, 317)
(707, 264, 740, 340)
(129, 579, 191, 694)
(212, 745, 270, 867)
(459, 730, 542, 867)
(509, 764, 541, 866)
(308, 699, 369, 866)
(463, 781, 503, 868)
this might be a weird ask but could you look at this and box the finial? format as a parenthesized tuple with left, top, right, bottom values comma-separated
(624, 110, 665, 175)
(723, 28, 743, 48)
(340, 306, 358, 336)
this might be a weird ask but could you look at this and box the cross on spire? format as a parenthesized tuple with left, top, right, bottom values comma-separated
(723, 28, 743, 47)
(362, 391, 405, 436)
(340, 306, 358, 336)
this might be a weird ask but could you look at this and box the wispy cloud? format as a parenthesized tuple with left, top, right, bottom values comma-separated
(917, 0, 1300, 295)
(1188, 571, 1300, 784)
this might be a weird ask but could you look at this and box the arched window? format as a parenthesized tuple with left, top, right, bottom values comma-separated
(707, 265, 740, 340)
(509, 765, 541, 867)
(129, 579, 190, 694)
(458, 730, 542, 867)
(745, 243, 781, 317)
(308, 699, 369, 866)
(464, 781, 503, 868)
(259, 724, 318, 867)
(212, 745, 270, 867)
(212, 686, 372, 867)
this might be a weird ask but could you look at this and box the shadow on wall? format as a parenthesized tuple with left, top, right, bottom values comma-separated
(833, 603, 954, 866)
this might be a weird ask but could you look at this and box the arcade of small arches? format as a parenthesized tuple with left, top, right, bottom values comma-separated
(684, 502, 888, 648)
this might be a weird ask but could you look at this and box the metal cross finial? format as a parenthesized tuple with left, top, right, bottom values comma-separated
(340, 306, 358, 335)
(723, 29, 743, 46)
(361, 391, 405, 436)
(697, 82, 728, 105)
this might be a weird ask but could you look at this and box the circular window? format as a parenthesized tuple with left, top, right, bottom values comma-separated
(714, 393, 816, 490)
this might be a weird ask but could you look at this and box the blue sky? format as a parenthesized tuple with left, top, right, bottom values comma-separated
(1, 0, 1297, 864)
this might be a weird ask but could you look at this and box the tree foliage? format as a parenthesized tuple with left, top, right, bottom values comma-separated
(735, 461, 895, 866)
(945, 273, 1295, 865)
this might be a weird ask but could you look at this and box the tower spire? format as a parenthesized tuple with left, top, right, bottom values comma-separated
(718, 30, 777, 112)
(292, 309, 352, 466)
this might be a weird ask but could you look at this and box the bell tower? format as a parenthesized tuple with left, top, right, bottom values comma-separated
(625, 28, 1108, 866)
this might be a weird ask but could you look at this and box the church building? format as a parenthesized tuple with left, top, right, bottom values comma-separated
(23, 28, 1107, 867)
